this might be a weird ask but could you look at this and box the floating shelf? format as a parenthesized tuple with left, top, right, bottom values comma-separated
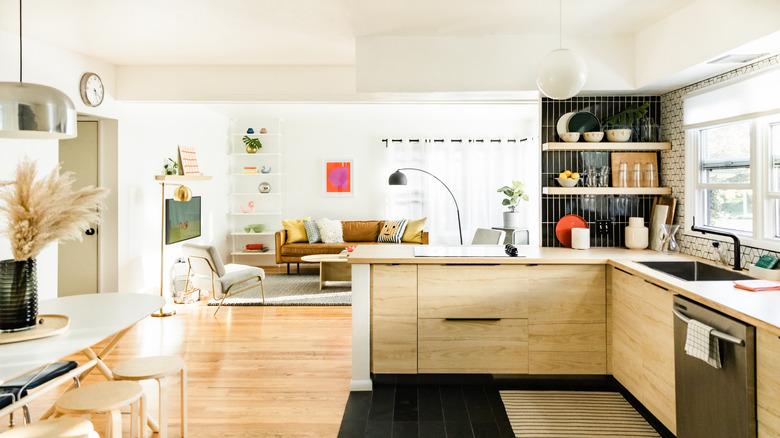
(231, 192, 281, 196)
(231, 133, 282, 137)
(229, 153, 282, 157)
(542, 142, 671, 151)
(542, 187, 672, 195)
(230, 232, 275, 236)
(230, 173, 284, 176)
(229, 212, 282, 216)
(154, 175, 213, 182)
(231, 251, 276, 256)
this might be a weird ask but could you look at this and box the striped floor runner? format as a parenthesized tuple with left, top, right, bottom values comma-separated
(499, 390, 660, 437)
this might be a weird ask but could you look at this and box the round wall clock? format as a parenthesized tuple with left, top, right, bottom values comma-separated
(79, 72, 104, 107)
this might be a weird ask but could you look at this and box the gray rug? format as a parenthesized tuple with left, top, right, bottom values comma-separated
(207, 274, 351, 306)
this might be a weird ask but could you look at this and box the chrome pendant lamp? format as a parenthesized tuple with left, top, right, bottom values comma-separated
(536, 0, 588, 100)
(0, 0, 76, 139)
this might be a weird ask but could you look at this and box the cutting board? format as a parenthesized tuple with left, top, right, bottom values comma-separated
(610, 152, 659, 187)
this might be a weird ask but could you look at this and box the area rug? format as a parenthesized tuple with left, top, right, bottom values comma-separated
(206, 274, 351, 306)
(499, 390, 659, 437)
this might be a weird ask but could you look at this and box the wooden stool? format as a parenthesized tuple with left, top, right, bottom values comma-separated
(112, 355, 187, 438)
(54, 381, 146, 438)
(0, 417, 97, 438)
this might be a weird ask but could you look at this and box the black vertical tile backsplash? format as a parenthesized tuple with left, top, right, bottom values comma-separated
(541, 96, 661, 247)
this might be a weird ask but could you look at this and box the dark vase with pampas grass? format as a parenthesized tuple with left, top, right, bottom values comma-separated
(0, 259, 37, 331)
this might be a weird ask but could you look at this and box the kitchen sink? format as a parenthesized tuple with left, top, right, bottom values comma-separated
(637, 261, 751, 281)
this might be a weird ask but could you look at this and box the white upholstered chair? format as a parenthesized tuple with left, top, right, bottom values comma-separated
(182, 244, 266, 316)
(471, 228, 506, 245)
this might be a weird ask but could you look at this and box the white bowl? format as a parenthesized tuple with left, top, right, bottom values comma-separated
(606, 128, 632, 142)
(556, 177, 579, 187)
(560, 132, 580, 143)
(583, 132, 604, 143)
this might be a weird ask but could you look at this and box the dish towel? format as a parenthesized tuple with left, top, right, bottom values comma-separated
(684, 318, 722, 369)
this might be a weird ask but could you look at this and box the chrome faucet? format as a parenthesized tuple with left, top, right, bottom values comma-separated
(691, 217, 742, 271)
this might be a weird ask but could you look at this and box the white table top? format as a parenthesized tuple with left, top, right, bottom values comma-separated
(0, 293, 164, 384)
(301, 254, 348, 262)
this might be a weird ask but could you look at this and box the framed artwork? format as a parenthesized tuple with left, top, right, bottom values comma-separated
(323, 160, 353, 196)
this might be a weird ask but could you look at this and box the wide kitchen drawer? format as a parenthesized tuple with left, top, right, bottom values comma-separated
(418, 318, 529, 373)
(529, 323, 607, 374)
(418, 265, 528, 318)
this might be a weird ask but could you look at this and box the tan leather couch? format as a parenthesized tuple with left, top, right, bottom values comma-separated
(275, 220, 428, 273)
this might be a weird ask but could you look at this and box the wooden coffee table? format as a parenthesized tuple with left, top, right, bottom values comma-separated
(301, 254, 351, 290)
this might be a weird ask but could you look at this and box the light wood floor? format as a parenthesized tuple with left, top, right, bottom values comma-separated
(2, 297, 353, 437)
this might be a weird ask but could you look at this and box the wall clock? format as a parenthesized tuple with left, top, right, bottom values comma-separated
(79, 72, 104, 107)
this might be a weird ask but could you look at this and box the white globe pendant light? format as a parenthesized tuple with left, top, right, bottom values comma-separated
(536, 0, 588, 100)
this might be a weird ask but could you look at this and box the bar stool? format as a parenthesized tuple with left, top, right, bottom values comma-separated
(0, 417, 97, 438)
(112, 355, 187, 438)
(54, 381, 146, 438)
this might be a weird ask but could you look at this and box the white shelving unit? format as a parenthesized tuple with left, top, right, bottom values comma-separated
(228, 120, 284, 266)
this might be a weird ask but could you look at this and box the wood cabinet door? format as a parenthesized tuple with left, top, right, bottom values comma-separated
(371, 265, 418, 373)
(758, 328, 780, 437)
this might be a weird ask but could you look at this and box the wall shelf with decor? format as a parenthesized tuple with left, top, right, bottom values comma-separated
(542, 142, 670, 151)
(228, 119, 284, 266)
(542, 187, 671, 195)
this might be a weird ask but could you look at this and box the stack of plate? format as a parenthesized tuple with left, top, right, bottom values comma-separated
(557, 112, 602, 142)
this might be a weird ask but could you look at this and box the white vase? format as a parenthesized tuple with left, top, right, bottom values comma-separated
(625, 217, 649, 249)
(503, 211, 521, 229)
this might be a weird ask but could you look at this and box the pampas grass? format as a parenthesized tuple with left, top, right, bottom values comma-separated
(0, 159, 108, 261)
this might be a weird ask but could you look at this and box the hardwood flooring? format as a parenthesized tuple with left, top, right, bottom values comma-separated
(2, 297, 353, 437)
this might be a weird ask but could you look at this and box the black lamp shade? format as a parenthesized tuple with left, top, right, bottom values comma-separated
(388, 170, 408, 185)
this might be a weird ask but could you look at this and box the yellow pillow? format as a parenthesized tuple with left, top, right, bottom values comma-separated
(401, 217, 427, 243)
(282, 219, 308, 243)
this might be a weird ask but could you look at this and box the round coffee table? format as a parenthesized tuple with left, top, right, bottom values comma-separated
(301, 254, 351, 290)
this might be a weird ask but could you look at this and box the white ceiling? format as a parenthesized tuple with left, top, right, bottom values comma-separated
(0, 0, 695, 66)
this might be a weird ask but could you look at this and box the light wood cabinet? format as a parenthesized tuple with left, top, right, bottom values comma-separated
(529, 323, 606, 374)
(371, 265, 418, 373)
(611, 267, 676, 434)
(758, 328, 780, 437)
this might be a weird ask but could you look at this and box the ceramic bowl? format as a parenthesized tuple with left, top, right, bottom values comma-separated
(606, 128, 632, 142)
(583, 132, 604, 143)
(560, 132, 580, 143)
(244, 224, 266, 233)
(556, 177, 580, 188)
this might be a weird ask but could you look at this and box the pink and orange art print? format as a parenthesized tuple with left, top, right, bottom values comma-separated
(324, 160, 353, 195)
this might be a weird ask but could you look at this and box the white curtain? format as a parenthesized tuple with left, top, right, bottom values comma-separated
(386, 138, 538, 245)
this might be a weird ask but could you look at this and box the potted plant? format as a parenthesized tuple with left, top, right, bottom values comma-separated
(0, 160, 107, 332)
(242, 135, 262, 154)
(603, 102, 650, 142)
(497, 180, 529, 229)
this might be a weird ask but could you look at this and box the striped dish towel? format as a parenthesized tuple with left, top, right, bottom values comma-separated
(684, 318, 722, 368)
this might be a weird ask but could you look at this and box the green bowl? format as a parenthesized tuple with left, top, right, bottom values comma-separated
(244, 224, 266, 233)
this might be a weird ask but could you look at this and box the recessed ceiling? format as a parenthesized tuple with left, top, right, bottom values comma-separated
(0, 0, 695, 66)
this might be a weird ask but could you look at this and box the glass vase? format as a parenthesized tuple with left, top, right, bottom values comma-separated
(660, 225, 680, 253)
(0, 259, 38, 332)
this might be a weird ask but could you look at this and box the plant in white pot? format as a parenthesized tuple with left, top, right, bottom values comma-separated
(0, 160, 107, 332)
(497, 180, 529, 229)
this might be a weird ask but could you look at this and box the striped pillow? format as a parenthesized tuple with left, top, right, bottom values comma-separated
(304, 219, 321, 243)
(377, 219, 408, 243)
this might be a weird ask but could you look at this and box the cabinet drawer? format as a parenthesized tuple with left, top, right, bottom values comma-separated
(527, 265, 606, 324)
(529, 323, 607, 374)
(418, 265, 528, 318)
(418, 318, 528, 373)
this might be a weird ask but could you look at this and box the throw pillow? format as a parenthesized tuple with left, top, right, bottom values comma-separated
(378, 219, 408, 243)
(304, 219, 321, 243)
(401, 217, 427, 243)
(317, 218, 344, 243)
(282, 219, 307, 243)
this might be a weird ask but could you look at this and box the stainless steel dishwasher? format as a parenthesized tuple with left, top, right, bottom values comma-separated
(673, 295, 756, 438)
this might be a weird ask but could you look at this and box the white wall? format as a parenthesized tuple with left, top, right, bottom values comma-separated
(117, 104, 230, 295)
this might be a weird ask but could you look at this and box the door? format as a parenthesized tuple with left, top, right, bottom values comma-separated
(58, 121, 99, 296)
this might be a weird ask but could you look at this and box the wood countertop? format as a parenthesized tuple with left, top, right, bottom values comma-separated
(348, 245, 780, 336)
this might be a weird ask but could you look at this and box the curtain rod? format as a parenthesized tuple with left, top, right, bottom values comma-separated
(382, 138, 528, 147)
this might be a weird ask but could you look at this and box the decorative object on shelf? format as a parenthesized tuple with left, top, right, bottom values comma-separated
(568, 111, 600, 134)
(258, 182, 272, 193)
(389, 168, 462, 244)
(556, 112, 576, 138)
(163, 158, 179, 176)
(243, 223, 266, 233)
(497, 180, 530, 229)
(240, 200, 256, 213)
(582, 132, 604, 143)
(173, 185, 192, 202)
(604, 102, 650, 142)
(0, 0, 76, 139)
(260, 128, 268, 134)
(560, 132, 580, 143)
(555, 214, 588, 248)
(610, 152, 658, 188)
(242, 135, 262, 154)
(606, 129, 632, 142)
(556, 170, 580, 187)
(260, 165, 272, 174)
(659, 224, 680, 253)
(325, 160, 353, 195)
(242, 166, 258, 174)
(0, 159, 107, 331)
(571, 227, 590, 250)
(649, 204, 670, 251)
(177, 146, 201, 175)
(246, 128, 255, 134)
(640, 117, 660, 142)
(245, 243, 265, 251)
(536, 0, 587, 99)
(583, 166, 609, 187)
(625, 217, 649, 250)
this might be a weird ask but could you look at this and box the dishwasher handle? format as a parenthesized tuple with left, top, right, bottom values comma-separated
(673, 308, 745, 346)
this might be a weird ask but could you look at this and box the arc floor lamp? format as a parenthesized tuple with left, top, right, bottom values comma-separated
(388, 168, 463, 245)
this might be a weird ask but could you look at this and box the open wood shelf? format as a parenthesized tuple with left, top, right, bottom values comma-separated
(542, 187, 672, 195)
(231, 251, 275, 256)
(542, 142, 671, 151)
(154, 175, 213, 182)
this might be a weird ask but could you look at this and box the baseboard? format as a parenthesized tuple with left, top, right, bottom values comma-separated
(349, 379, 372, 391)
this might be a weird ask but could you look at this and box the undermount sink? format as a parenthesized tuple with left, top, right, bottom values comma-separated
(637, 261, 751, 282)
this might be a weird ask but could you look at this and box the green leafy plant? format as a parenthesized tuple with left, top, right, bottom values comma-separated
(496, 180, 529, 212)
(163, 158, 179, 175)
(604, 102, 650, 129)
(242, 135, 263, 153)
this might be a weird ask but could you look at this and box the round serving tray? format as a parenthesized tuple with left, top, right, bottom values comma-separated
(0, 314, 70, 344)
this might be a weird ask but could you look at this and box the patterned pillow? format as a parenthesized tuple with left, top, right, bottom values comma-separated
(378, 219, 408, 243)
(304, 219, 321, 243)
(316, 218, 344, 243)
